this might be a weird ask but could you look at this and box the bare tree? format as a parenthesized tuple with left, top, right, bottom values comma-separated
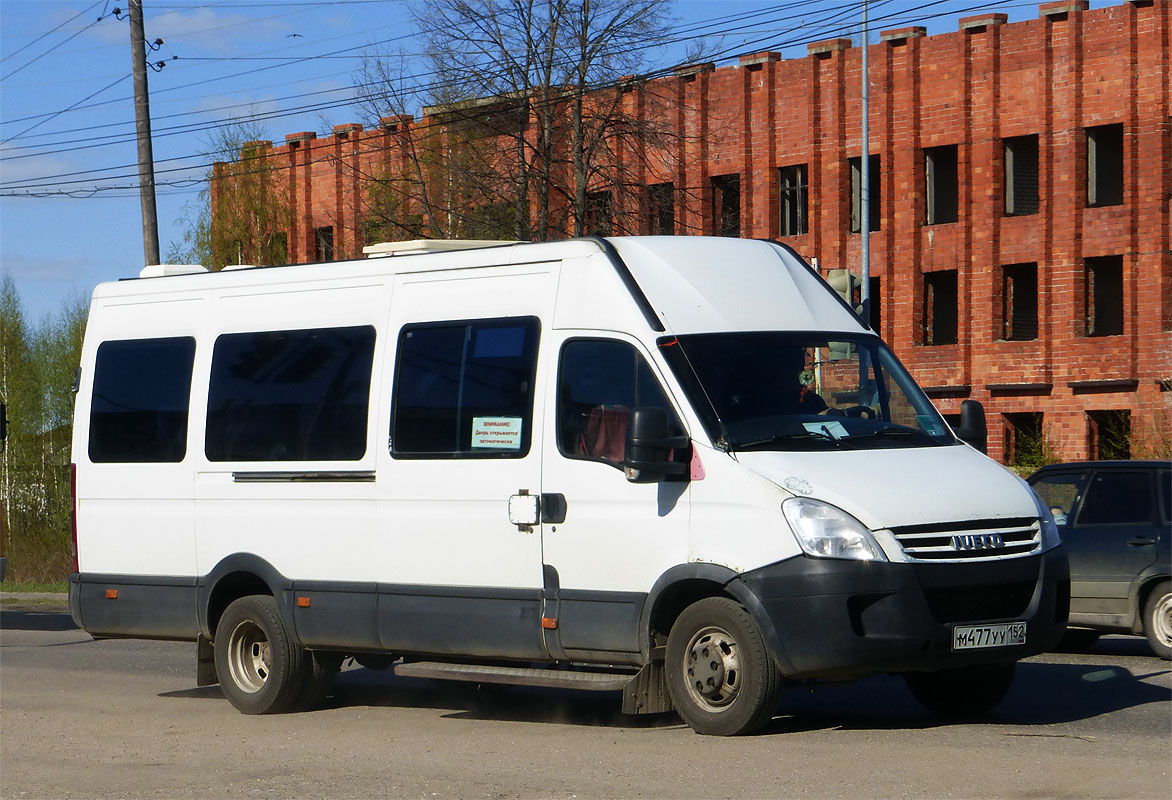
(354, 0, 703, 242)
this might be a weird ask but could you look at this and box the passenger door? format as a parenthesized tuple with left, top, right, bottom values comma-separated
(377, 266, 557, 660)
(539, 334, 691, 659)
(1039, 468, 1163, 625)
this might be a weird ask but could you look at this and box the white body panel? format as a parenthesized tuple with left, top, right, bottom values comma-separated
(72, 236, 1039, 598)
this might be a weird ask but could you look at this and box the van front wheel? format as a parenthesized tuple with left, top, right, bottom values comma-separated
(665, 597, 782, 736)
(215, 595, 306, 714)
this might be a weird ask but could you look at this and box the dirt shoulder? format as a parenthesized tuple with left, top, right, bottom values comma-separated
(0, 592, 69, 611)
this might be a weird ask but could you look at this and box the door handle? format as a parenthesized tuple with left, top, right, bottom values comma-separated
(1126, 536, 1156, 547)
(541, 493, 567, 524)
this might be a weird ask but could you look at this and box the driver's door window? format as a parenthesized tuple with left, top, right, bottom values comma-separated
(556, 339, 683, 467)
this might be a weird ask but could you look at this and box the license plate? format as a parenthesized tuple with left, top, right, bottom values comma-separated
(952, 622, 1027, 651)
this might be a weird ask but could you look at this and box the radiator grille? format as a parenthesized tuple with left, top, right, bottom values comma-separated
(889, 517, 1040, 561)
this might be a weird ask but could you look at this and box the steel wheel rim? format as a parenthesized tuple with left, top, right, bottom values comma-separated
(683, 625, 741, 711)
(227, 619, 271, 694)
(1154, 594, 1172, 647)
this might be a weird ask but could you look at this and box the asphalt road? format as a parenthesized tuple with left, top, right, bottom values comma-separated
(1, 603, 1169, 799)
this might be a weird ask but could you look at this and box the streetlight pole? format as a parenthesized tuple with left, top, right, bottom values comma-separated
(860, 0, 871, 328)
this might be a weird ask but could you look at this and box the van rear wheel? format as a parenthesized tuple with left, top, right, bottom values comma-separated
(215, 595, 306, 714)
(665, 597, 782, 736)
(904, 663, 1015, 718)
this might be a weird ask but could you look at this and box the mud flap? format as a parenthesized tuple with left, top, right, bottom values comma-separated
(196, 634, 217, 687)
(621, 660, 673, 715)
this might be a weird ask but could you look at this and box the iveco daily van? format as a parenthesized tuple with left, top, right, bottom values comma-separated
(68, 236, 1069, 735)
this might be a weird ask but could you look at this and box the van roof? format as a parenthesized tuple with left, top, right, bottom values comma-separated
(98, 236, 867, 337)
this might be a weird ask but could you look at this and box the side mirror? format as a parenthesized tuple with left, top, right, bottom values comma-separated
(624, 407, 690, 483)
(953, 399, 987, 454)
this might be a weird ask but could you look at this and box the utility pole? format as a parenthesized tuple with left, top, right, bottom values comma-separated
(129, 0, 160, 266)
(859, 0, 871, 328)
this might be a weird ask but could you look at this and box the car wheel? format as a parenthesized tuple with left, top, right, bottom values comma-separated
(1142, 581, 1172, 660)
(214, 595, 307, 714)
(904, 663, 1015, 718)
(665, 597, 782, 736)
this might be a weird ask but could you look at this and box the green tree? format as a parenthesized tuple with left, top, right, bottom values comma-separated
(168, 119, 290, 270)
(0, 276, 88, 582)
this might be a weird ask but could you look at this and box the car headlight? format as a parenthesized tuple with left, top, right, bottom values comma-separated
(782, 497, 886, 561)
(1029, 486, 1063, 552)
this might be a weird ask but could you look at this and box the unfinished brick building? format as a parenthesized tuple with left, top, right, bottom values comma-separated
(211, 0, 1171, 465)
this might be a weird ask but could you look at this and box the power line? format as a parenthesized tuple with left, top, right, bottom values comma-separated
(1, 0, 1037, 195)
(0, 1, 102, 63)
(1, 7, 118, 82)
(0, 0, 978, 190)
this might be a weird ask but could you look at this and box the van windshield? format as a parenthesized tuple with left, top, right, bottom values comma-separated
(660, 332, 957, 451)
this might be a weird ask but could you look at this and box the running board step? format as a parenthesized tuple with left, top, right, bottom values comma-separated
(394, 661, 632, 692)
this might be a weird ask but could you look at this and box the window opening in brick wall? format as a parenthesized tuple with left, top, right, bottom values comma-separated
(1085, 255, 1123, 337)
(778, 164, 808, 236)
(923, 270, 958, 346)
(1087, 409, 1131, 460)
(647, 182, 675, 235)
(585, 190, 613, 236)
(924, 145, 959, 225)
(1004, 135, 1039, 216)
(848, 155, 881, 233)
(314, 225, 335, 261)
(1086, 123, 1124, 207)
(1001, 263, 1038, 341)
(1004, 411, 1046, 469)
(711, 174, 741, 237)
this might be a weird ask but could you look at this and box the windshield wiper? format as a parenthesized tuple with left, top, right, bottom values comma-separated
(736, 429, 850, 451)
(846, 425, 941, 445)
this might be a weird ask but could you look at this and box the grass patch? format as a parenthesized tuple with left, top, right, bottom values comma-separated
(1, 581, 68, 593)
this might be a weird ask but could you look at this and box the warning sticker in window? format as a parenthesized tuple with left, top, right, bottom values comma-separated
(471, 417, 523, 450)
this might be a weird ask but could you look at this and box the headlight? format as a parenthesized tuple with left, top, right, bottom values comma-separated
(1029, 486, 1063, 552)
(782, 497, 886, 561)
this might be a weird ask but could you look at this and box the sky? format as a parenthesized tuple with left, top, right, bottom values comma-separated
(1, 0, 1115, 324)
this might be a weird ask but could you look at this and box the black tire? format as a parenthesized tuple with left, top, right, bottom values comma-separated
(1142, 581, 1172, 660)
(1057, 628, 1102, 652)
(904, 663, 1015, 718)
(296, 650, 343, 710)
(214, 595, 307, 714)
(665, 597, 782, 736)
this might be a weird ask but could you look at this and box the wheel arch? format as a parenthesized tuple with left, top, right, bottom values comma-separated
(639, 563, 795, 674)
(1133, 573, 1171, 636)
(198, 553, 294, 640)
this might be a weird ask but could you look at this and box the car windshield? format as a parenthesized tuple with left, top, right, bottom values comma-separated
(660, 332, 957, 452)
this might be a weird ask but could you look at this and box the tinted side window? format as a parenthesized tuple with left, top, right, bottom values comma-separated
(557, 339, 683, 466)
(90, 337, 196, 463)
(206, 326, 375, 462)
(1077, 471, 1154, 526)
(392, 318, 539, 458)
(1029, 471, 1088, 526)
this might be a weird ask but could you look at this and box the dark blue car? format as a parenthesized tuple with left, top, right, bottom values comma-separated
(1028, 461, 1171, 659)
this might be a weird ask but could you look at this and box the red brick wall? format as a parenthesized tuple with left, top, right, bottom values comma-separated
(229, 0, 1171, 464)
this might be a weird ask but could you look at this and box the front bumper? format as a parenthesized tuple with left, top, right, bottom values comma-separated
(735, 549, 1069, 680)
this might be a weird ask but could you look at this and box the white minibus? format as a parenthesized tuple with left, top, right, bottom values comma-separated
(68, 236, 1068, 735)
